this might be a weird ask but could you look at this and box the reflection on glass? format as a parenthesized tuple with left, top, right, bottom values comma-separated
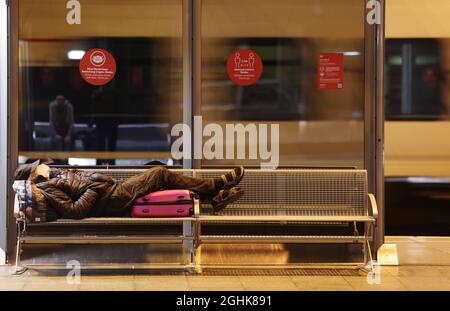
(201, 0, 365, 168)
(18, 0, 183, 165)
(49, 95, 74, 151)
(385, 39, 450, 120)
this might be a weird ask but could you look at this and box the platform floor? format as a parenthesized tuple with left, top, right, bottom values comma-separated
(1, 236, 450, 291)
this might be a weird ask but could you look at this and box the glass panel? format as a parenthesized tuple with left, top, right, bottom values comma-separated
(18, 0, 183, 166)
(201, 0, 365, 168)
(385, 39, 448, 120)
(384, 1, 450, 178)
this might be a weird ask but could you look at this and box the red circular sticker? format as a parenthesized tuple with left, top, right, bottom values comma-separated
(227, 49, 263, 86)
(79, 48, 116, 86)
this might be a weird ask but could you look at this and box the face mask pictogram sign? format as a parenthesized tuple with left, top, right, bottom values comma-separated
(79, 48, 116, 86)
(227, 49, 263, 86)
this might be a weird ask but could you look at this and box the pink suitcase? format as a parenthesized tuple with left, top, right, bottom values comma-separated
(131, 190, 194, 218)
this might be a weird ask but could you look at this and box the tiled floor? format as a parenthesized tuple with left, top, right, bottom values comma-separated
(1, 236, 450, 291)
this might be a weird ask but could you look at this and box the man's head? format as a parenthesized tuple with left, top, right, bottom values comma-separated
(56, 95, 65, 102)
(29, 164, 51, 183)
(14, 160, 52, 182)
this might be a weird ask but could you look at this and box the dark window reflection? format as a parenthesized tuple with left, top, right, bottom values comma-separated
(385, 39, 450, 120)
(19, 38, 182, 165)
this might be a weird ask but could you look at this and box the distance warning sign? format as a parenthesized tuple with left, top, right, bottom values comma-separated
(318, 53, 344, 90)
(79, 49, 116, 86)
(227, 49, 263, 86)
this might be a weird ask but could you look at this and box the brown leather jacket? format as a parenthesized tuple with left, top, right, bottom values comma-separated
(13, 161, 122, 220)
(34, 169, 116, 219)
(14, 163, 215, 222)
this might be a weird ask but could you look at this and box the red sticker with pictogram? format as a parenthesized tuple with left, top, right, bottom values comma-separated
(79, 48, 116, 86)
(318, 53, 344, 90)
(227, 49, 263, 86)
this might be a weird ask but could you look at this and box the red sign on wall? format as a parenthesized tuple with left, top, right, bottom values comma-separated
(79, 49, 117, 86)
(317, 53, 344, 90)
(227, 49, 263, 86)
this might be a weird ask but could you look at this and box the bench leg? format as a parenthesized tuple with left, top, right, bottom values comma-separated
(353, 222, 359, 236)
(182, 220, 196, 273)
(192, 198, 202, 274)
(362, 222, 374, 272)
(11, 219, 27, 275)
(194, 221, 202, 274)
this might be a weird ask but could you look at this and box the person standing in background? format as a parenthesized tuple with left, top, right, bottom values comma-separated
(49, 95, 74, 151)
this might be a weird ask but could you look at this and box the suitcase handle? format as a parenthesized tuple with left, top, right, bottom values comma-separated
(141, 195, 185, 202)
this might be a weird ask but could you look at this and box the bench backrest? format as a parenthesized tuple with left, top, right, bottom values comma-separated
(195, 169, 368, 216)
(76, 168, 368, 217)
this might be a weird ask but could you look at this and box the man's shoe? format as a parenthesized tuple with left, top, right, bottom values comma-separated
(211, 187, 245, 213)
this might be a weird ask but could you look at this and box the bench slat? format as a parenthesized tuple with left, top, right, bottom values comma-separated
(21, 235, 191, 244)
(198, 215, 375, 223)
(27, 217, 194, 226)
(200, 235, 371, 243)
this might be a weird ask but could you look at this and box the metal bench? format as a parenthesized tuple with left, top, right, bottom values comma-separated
(13, 168, 377, 273)
(13, 169, 199, 273)
(194, 169, 377, 271)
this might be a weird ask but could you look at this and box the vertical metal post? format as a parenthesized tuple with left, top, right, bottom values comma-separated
(182, 0, 194, 169)
(375, 0, 386, 251)
(364, 0, 385, 255)
(0, 0, 8, 265)
(182, 0, 202, 169)
(364, 0, 376, 245)
(364, 0, 385, 252)
(7, 0, 19, 261)
(192, 0, 202, 169)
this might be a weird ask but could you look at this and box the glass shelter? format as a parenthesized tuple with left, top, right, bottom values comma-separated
(0, 0, 385, 265)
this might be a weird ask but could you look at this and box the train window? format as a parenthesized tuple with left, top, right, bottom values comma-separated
(385, 39, 450, 120)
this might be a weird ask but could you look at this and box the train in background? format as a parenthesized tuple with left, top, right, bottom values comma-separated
(384, 38, 450, 235)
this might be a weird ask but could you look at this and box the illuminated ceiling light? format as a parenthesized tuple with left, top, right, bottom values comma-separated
(67, 50, 85, 60)
(343, 51, 361, 57)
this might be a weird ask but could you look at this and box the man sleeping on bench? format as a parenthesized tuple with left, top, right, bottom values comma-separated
(12, 161, 245, 223)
